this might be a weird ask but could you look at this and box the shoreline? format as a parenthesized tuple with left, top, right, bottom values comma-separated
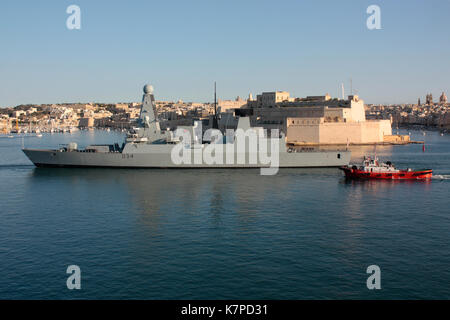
(288, 141, 424, 147)
(394, 124, 449, 133)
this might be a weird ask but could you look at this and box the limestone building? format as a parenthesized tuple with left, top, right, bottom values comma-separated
(235, 91, 392, 145)
(218, 97, 247, 112)
(439, 92, 448, 105)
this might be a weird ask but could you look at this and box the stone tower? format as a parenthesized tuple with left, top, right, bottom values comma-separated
(440, 92, 447, 104)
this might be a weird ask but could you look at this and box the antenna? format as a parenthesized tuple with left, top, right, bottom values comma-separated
(341, 83, 345, 100)
(212, 81, 219, 129)
(350, 78, 353, 95)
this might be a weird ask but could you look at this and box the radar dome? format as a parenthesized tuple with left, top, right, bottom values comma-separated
(143, 84, 154, 94)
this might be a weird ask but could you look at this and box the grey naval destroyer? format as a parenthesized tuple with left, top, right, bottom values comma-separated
(23, 85, 351, 170)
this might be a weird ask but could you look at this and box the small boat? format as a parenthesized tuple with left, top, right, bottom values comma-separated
(340, 156, 432, 180)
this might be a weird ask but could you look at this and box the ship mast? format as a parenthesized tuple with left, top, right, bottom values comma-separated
(212, 81, 219, 129)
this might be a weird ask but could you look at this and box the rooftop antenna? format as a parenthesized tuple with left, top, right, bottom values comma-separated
(350, 78, 353, 95)
(341, 83, 345, 100)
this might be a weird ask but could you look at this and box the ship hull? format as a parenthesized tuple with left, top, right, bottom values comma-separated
(340, 166, 432, 180)
(23, 148, 351, 168)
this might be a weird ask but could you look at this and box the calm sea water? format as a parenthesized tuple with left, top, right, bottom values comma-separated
(0, 130, 449, 299)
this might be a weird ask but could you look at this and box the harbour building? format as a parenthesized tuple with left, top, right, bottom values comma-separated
(233, 91, 393, 145)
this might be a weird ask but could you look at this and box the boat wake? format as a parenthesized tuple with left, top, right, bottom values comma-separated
(432, 174, 450, 180)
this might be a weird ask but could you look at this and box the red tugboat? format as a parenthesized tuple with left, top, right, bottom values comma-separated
(340, 156, 432, 180)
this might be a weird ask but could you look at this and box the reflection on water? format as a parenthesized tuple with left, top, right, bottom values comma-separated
(30, 167, 332, 232)
(342, 177, 432, 188)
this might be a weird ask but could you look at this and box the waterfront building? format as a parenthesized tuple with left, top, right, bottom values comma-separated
(115, 103, 130, 111)
(218, 96, 247, 112)
(426, 93, 433, 105)
(0, 115, 11, 134)
(285, 95, 392, 145)
(245, 91, 293, 108)
(234, 92, 392, 145)
(438, 112, 450, 129)
(440, 92, 447, 105)
(13, 110, 27, 118)
(78, 117, 95, 128)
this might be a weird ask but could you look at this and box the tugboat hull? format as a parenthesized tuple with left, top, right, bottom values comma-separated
(340, 166, 432, 180)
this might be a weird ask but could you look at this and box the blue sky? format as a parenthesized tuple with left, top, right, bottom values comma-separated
(0, 0, 449, 106)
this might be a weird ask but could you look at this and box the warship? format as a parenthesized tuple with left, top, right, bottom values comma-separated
(23, 85, 351, 171)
